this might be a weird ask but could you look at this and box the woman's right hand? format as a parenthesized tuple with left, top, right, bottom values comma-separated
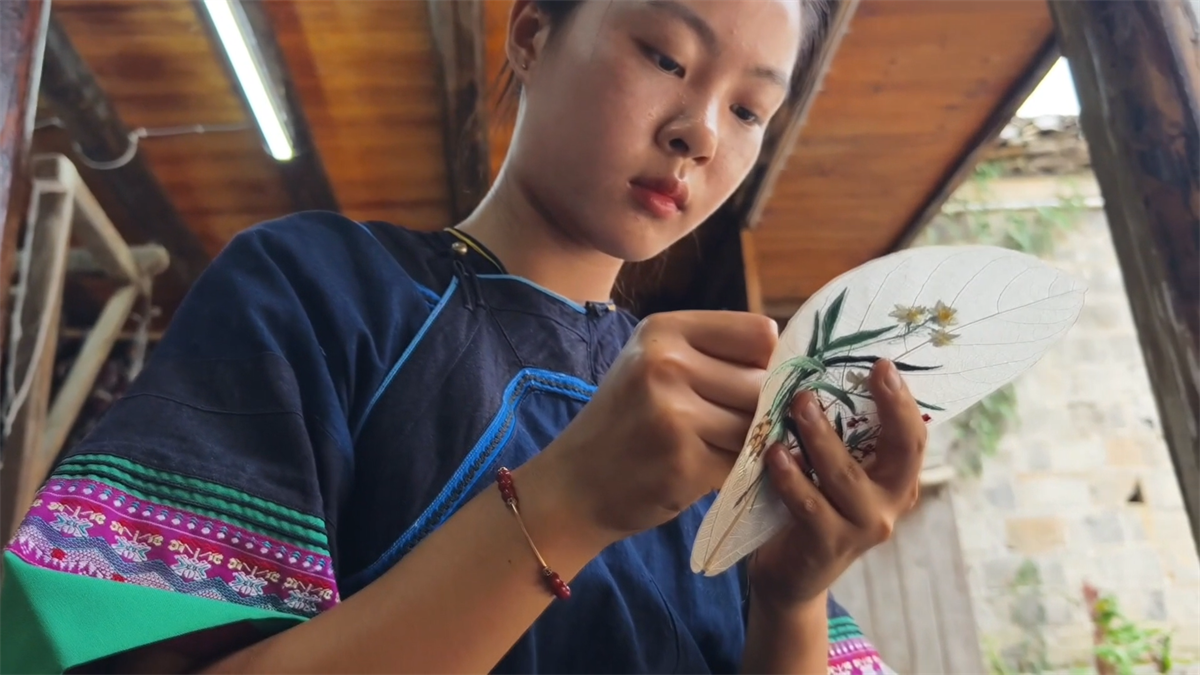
(530, 311, 780, 547)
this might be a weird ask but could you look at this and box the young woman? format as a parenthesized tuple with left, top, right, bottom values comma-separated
(2, 1, 926, 672)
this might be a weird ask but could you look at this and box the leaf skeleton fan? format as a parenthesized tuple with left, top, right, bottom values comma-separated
(690, 245, 1087, 576)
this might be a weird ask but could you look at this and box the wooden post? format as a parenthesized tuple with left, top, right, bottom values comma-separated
(741, 231, 765, 316)
(1, 155, 172, 543)
(0, 0, 50, 356)
(428, 0, 489, 223)
(0, 158, 74, 543)
(1049, 0, 1200, 553)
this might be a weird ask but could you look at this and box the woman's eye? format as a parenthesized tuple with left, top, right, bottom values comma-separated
(652, 51, 685, 77)
(732, 105, 760, 124)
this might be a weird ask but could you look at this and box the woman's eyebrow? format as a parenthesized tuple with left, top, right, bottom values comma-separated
(750, 65, 790, 90)
(645, 0, 789, 90)
(646, 0, 718, 51)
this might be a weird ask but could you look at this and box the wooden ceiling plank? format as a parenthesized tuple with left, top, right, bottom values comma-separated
(737, 0, 862, 231)
(39, 15, 210, 288)
(427, 0, 489, 224)
(1049, 0, 1200, 555)
(196, 0, 340, 214)
(883, 34, 1060, 252)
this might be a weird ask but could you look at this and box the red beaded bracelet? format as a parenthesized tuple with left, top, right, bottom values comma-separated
(495, 467, 571, 601)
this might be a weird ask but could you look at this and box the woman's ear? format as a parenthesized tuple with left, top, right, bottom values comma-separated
(505, 0, 549, 82)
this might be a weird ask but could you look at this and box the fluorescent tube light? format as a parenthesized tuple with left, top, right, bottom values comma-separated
(201, 0, 294, 161)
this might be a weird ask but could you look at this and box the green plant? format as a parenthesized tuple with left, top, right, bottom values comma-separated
(1084, 584, 1173, 675)
(915, 162, 1085, 476)
(951, 383, 1019, 475)
(1003, 559, 1052, 675)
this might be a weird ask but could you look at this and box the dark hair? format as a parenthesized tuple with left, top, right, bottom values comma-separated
(490, 0, 832, 125)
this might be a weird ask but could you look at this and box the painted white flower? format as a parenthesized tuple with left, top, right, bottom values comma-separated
(888, 304, 926, 326)
(930, 328, 958, 348)
(931, 300, 958, 327)
(845, 370, 869, 392)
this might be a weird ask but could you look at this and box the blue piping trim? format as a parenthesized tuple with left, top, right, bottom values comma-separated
(413, 283, 440, 307)
(352, 277, 459, 443)
(477, 274, 590, 314)
(343, 368, 595, 593)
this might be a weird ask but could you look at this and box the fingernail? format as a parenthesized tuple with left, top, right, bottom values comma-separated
(799, 393, 823, 424)
(769, 445, 793, 473)
(881, 359, 903, 392)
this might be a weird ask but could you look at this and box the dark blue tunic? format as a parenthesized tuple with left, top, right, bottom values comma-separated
(1, 212, 884, 675)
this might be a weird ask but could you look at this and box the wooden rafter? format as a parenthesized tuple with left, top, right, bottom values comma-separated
(196, 0, 340, 214)
(1, 154, 169, 543)
(0, 0, 50, 356)
(428, 0, 490, 224)
(1049, 0, 1200, 554)
(39, 16, 210, 289)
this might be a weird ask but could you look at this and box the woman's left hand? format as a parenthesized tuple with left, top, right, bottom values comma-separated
(747, 359, 927, 614)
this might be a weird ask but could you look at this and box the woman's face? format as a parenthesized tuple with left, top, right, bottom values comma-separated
(506, 0, 804, 262)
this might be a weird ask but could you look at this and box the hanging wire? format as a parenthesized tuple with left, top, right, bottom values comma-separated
(3, 119, 248, 436)
(33, 117, 252, 171)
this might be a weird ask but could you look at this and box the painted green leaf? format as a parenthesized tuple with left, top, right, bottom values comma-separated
(824, 325, 898, 353)
(834, 411, 845, 440)
(916, 398, 946, 411)
(806, 380, 857, 413)
(805, 312, 820, 357)
(820, 289, 847, 349)
(822, 355, 941, 372)
(894, 360, 941, 372)
(771, 356, 826, 380)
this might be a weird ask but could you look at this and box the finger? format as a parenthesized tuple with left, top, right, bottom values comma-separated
(867, 359, 927, 495)
(698, 442, 739, 494)
(790, 390, 883, 528)
(685, 349, 765, 414)
(763, 443, 846, 534)
(678, 311, 778, 368)
(687, 392, 756, 454)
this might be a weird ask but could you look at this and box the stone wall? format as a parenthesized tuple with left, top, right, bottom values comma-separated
(930, 173, 1200, 671)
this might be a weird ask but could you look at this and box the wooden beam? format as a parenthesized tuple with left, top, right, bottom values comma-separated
(0, 171, 73, 543)
(197, 0, 339, 214)
(1049, 0, 1200, 554)
(733, 0, 861, 231)
(0, 0, 50, 356)
(41, 284, 138, 466)
(428, 0, 489, 224)
(39, 16, 210, 289)
(886, 34, 1061, 252)
(68, 244, 169, 279)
